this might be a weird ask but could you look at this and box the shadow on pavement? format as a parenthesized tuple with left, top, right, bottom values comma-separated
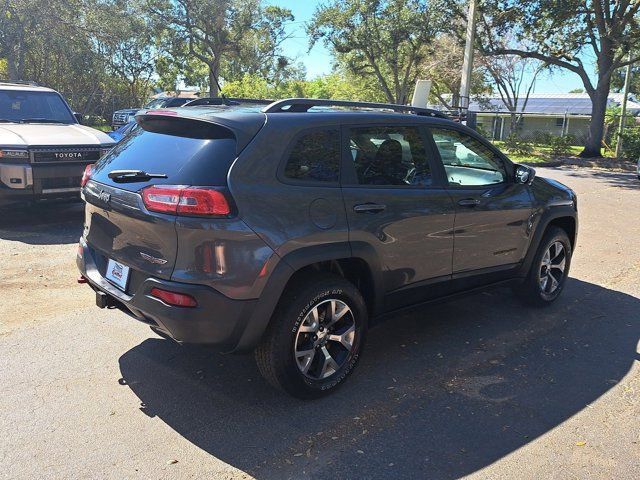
(118, 278, 639, 479)
(0, 200, 83, 244)
(558, 167, 639, 190)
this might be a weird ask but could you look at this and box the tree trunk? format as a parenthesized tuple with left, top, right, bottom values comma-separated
(7, 48, 20, 81)
(208, 56, 221, 97)
(510, 112, 518, 136)
(580, 82, 610, 158)
(209, 68, 219, 97)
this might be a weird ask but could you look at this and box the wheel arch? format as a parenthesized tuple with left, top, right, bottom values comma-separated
(232, 242, 384, 352)
(520, 206, 577, 278)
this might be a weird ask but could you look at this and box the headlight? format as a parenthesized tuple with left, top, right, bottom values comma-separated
(0, 149, 29, 161)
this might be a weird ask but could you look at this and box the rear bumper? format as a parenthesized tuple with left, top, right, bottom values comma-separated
(77, 241, 260, 350)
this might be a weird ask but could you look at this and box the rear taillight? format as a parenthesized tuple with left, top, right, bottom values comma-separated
(141, 186, 231, 217)
(150, 287, 198, 307)
(81, 164, 93, 187)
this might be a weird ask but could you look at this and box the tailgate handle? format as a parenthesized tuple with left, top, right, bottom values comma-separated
(354, 203, 386, 213)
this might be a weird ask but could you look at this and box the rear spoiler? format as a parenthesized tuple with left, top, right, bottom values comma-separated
(135, 109, 266, 155)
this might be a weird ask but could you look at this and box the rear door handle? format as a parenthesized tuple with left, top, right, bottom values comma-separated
(457, 198, 481, 207)
(353, 203, 386, 213)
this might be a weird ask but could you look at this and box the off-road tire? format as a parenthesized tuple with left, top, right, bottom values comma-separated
(515, 226, 572, 307)
(255, 274, 368, 399)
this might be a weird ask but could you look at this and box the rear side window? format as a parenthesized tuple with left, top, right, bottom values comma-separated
(283, 129, 340, 183)
(91, 118, 237, 190)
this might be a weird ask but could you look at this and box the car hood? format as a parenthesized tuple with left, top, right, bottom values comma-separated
(114, 109, 140, 115)
(0, 124, 115, 147)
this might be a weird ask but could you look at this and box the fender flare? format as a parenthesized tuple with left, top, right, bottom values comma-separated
(519, 204, 577, 277)
(232, 241, 384, 352)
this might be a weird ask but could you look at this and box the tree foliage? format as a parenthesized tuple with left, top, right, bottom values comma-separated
(308, 0, 446, 104)
(477, 0, 640, 157)
(146, 0, 296, 96)
(421, 34, 490, 109)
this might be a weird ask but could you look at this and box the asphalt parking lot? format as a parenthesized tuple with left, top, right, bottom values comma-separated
(1, 166, 639, 480)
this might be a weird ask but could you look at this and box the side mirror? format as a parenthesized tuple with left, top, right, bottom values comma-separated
(515, 165, 535, 185)
(73, 112, 83, 124)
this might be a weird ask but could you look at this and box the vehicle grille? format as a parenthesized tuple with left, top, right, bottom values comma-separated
(31, 147, 101, 163)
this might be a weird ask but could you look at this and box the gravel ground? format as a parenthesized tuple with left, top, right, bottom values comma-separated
(0, 167, 638, 480)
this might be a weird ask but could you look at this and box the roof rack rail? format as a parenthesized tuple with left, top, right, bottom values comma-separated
(0, 79, 40, 87)
(261, 98, 449, 119)
(183, 96, 275, 107)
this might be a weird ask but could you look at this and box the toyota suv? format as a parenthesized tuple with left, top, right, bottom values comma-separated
(77, 98, 578, 399)
(0, 82, 115, 205)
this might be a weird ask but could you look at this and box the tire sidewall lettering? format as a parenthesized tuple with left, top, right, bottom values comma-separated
(291, 289, 344, 333)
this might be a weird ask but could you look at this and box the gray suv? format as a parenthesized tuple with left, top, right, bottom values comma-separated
(77, 98, 578, 398)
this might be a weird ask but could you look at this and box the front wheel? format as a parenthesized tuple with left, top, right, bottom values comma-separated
(255, 274, 368, 399)
(515, 226, 572, 307)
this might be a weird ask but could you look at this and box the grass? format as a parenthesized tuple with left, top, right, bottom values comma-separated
(493, 141, 584, 164)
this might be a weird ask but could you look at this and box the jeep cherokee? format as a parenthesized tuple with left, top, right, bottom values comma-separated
(77, 98, 578, 399)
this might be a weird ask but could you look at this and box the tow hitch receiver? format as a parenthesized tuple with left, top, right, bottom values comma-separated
(96, 291, 110, 309)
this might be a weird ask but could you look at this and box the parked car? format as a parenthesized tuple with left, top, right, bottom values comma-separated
(77, 98, 578, 398)
(111, 97, 193, 129)
(107, 121, 138, 143)
(0, 81, 115, 205)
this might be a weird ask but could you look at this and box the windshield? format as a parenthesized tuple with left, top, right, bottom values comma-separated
(143, 98, 167, 109)
(0, 90, 76, 123)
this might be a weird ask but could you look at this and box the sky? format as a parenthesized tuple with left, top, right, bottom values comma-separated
(268, 0, 594, 94)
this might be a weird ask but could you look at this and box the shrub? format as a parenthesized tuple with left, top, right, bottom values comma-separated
(531, 131, 553, 147)
(618, 128, 640, 160)
(475, 124, 492, 139)
(547, 134, 576, 157)
(503, 134, 534, 156)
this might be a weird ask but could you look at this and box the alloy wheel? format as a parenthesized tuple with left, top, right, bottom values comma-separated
(294, 299, 357, 380)
(539, 241, 566, 294)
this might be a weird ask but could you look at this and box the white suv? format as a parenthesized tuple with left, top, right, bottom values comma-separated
(0, 82, 115, 205)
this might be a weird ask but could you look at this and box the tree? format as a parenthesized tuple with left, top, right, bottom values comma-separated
(0, 0, 44, 80)
(147, 0, 294, 96)
(477, 1, 640, 157)
(308, 0, 446, 104)
(421, 34, 489, 109)
(479, 54, 546, 133)
(90, 0, 158, 107)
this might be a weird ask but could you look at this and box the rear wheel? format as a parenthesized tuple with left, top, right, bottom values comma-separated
(515, 226, 572, 307)
(255, 274, 367, 399)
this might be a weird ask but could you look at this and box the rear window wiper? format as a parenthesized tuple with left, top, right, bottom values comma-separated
(0, 119, 17, 123)
(108, 170, 168, 182)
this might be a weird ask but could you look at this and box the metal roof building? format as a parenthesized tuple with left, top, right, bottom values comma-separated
(469, 93, 640, 115)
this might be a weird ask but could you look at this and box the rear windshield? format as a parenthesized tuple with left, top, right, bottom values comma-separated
(91, 118, 237, 190)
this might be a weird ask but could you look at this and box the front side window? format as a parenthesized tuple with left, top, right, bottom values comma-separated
(284, 129, 340, 183)
(431, 129, 507, 186)
(349, 126, 432, 187)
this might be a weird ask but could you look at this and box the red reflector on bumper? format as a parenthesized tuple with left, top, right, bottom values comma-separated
(77, 275, 88, 284)
(150, 287, 198, 307)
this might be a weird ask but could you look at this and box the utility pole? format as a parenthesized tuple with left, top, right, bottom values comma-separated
(459, 0, 478, 116)
(615, 56, 633, 158)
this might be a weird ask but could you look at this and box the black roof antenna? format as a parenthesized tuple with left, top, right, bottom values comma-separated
(211, 75, 231, 106)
